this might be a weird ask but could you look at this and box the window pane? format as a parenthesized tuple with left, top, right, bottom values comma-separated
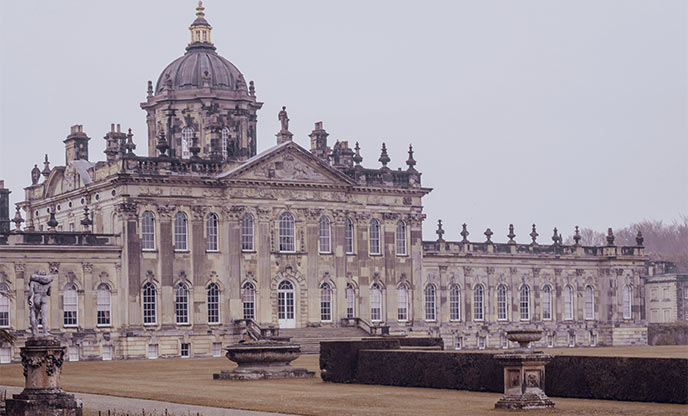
(396, 221, 407, 255)
(241, 214, 254, 251)
(369, 220, 380, 255)
(206, 214, 218, 251)
(63, 285, 78, 327)
(181, 127, 193, 159)
(425, 285, 436, 321)
(370, 284, 382, 321)
(320, 283, 332, 321)
(242, 283, 255, 319)
(520, 286, 530, 320)
(497, 285, 507, 320)
(450, 285, 461, 321)
(474, 285, 484, 321)
(175, 284, 189, 324)
(96, 284, 111, 326)
(397, 286, 408, 321)
(346, 284, 355, 318)
(564, 286, 573, 320)
(319, 217, 331, 253)
(174, 212, 188, 251)
(345, 219, 354, 254)
(143, 283, 157, 324)
(585, 286, 594, 320)
(208, 283, 219, 324)
(141, 211, 155, 250)
(542, 286, 552, 320)
(279, 213, 295, 252)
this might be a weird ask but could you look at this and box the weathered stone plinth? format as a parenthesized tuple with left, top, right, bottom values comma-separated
(213, 341, 315, 380)
(5, 337, 82, 416)
(494, 329, 554, 410)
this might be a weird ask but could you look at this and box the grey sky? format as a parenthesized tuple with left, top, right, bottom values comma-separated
(1, 0, 686, 241)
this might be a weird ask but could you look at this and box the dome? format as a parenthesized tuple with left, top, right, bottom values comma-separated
(155, 44, 245, 94)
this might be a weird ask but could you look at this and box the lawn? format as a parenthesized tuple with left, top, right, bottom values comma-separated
(1, 345, 686, 416)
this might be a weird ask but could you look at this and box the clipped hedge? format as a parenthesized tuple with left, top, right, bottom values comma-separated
(648, 323, 688, 345)
(320, 340, 688, 404)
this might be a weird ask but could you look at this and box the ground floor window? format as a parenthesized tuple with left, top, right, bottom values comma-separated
(455, 336, 462, 350)
(148, 344, 158, 359)
(501, 334, 508, 349)
(213, 342, 222, 358)
(68, 346, 79, 362)
(590, 332, 597, 347)
(102, 345, 113, 361)
(547, 335, 554, 348)
(0, 347, 10, 364)
(568, 333, 575, 347)
(181, 343, 190, 358)
(478, 336, 486, 350)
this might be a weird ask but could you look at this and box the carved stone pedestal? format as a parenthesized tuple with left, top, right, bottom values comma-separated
(6, 338, 82, 416)
(213, 342, 315, 381)
(494, 352, 554, 410)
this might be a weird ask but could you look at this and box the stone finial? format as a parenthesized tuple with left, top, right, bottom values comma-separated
(12, 206, 24, 231)
(190, 134, 201, 160)
(378, 143, 390, 168)
(606, 228, 615, 246)
(573, 225, 581, 245)
(353, 142, 363, 166)
(436, 219, 445, 242)
(530, 224, 538, 244)
(635, 230, 644, 246)
(81, 206, 93, 232)
(31, 164, 41, 185)
(460, 223, 470, 243)
(125, 128, 136, 154)
(47, 210, 58, 232)
(147, 80, 153, 97)
(552, 227, 561, 245)
(507, 224, 516, 243)
(41, 154, 51, 178)
(484, 228, 493, 243)
(406, 144, 417, 171)
(156, 129, 169, 157)
(249, 80, 255, 97)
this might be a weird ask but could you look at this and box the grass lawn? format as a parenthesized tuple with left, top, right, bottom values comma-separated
(1, 345, 686, 415)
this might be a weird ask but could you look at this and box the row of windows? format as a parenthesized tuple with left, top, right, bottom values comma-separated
(0, 281, 633, 329)
(141, 211, 410, 256)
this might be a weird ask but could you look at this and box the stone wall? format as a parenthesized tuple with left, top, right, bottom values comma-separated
(648, 322, 688, 345)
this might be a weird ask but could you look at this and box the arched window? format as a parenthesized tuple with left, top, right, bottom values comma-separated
(221, 127, 230, 159)
(96, 284, 111, 326)
(520, 285, 530, 320)
(175, 283, 189, 324)
(623, 285, 632, 319)
(346, 283, 355, 318)
(497, 284, 507, 321)
(207, 283, 220, 324)
(424, 284, 436, 321)
(63, 284, 78, 327)
(396, 220, 407, 255)
(181, 127, 193, 159)
(143, 282, 157, 325)
(542, 285, 552, 320)
(474, 284, 484, 321)
(564, 285, 574, 320)
(397, 284, 409, 321)
(242, 282, 256, 319)
(345, 218, 354, 254)
(279, 212, 295, 252)
(585, 285, 594, 320)
(174, 212, 188, 251)
(241, 213, 254, 251)
(206, 213, 219, 252)
(141, 211, 156, 250)
(449, 284, 461, 321)
(320, 283, 332, 322)
(370, 283, 382, 322)
(369, 219, 381, 255)
(0, 283, 10, 328)
(319, 217, 331, 253)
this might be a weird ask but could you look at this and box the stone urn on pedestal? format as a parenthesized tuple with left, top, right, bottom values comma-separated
(494, 329, 554, 410)
(6, 337, 82, 416)
(213, 340, 315, 380)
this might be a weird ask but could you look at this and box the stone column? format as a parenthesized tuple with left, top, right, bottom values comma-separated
(6, 338, 82, 415)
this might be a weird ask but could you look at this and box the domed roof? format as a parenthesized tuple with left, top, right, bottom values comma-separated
(155, 44, 245, 94)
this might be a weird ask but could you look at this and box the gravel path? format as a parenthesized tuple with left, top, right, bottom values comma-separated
(1, 385, 294, 416)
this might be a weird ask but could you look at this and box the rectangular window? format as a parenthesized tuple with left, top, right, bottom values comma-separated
(0, 347, 11, 364)
(663, 287, 669, 299)
(68, 346, 79, 362)
(63, 290, 78, 327)
(181, 343, 190, 358)
(547, 335, 554, 348)
(346, 287, 355, 318)
(213, 342, 222, 358)
(397, 287, 408, 322)
(0, 294, 9, 328)
(96, 289, 111, 326)
(663, 309, 670, 322)
(568, 334, 575, 348)
(455, 336, 462, 350)
(590, 332, 596, 347)
(501, 334, 508, 349)
(684, 287, 688, 299)
(542, 287, 552, 320)
(69, 223, 75, 232)
(478, 336, 486, 350)
(345, 219, 354, 254)
(102, 345, 113, 361)
(651, 288, 657, 301)
(148, 344, 158, 359)
(369, 221, 381, 255)
(241, 215, 254, 251)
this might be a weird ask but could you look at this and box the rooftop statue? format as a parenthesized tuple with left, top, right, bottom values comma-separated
(28, 271, 55, 337)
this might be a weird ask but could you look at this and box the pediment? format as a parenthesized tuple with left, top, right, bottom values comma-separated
(220, 142, 354, 186)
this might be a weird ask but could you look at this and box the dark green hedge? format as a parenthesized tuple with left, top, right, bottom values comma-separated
(320, 340, 688, 404)
(648, 323, 688, 345)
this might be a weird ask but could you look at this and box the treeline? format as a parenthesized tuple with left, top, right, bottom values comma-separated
(564, 216, 688, 267)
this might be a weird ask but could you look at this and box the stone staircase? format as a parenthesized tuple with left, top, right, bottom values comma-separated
(279, 327, 371, 354)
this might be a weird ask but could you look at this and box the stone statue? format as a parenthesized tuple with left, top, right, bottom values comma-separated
(31, 164, 41, 185)
(278, 106, 289, 132)
(28, 271, 55, 337)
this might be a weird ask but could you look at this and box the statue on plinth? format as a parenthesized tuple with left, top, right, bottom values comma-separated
(28, 271, 54, 337)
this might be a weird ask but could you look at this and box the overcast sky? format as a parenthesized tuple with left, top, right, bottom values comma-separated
(1, 1, 686, 241)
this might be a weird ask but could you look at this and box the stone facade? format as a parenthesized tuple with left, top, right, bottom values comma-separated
(0, 2, 649, 362)
(644, 261, 688, 323)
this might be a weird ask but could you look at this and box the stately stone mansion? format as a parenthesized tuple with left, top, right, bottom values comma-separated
(0, 3, 648, 362)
